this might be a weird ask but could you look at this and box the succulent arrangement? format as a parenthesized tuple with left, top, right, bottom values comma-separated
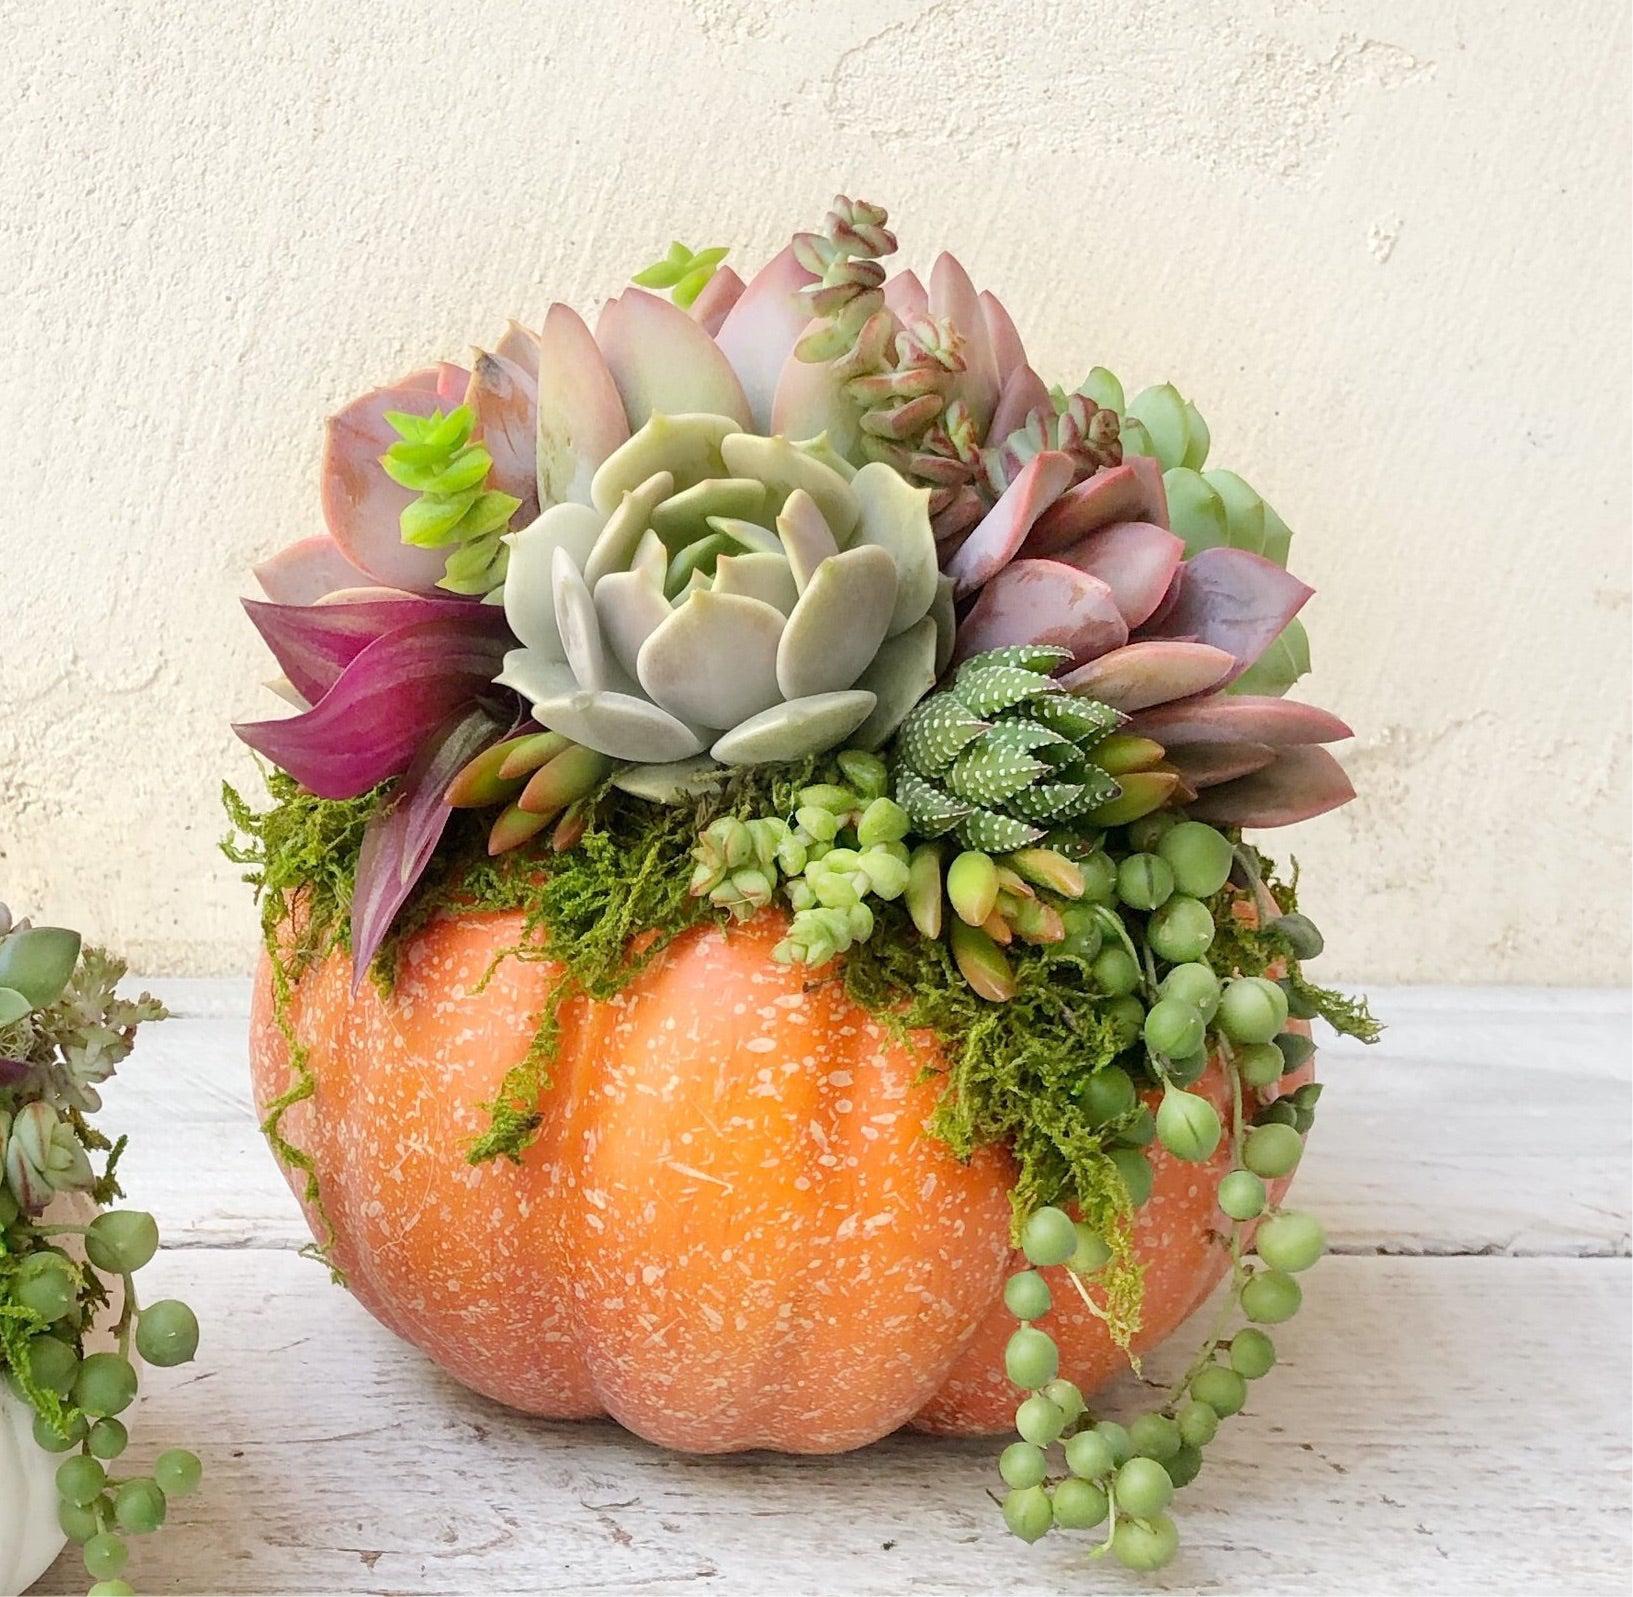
(229, 196, 1375, 1574)
(0, 903, 200, 1596)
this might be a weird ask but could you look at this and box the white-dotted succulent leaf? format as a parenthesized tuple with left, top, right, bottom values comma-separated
(502, 503, 602, 657)
(637, 590, 785, 729)
(590, 413, 737, 514)
(1024, 692, 1124, 745)
(958, 643, 1072, 677)
(960, 807, 1044, 852)
(850, 614, 939, 751)
(776, 545, 897, 699)
(897, 696, 992, 775)
(894, 770, 973, 835)
(710, 690, 876, 764)
(946, 739, 1049, 805)
(849, 460, 938, 636)
(583, 471, 673, 587)
(1007, 776, 1117, 820)
(953, 662, 1053, 717)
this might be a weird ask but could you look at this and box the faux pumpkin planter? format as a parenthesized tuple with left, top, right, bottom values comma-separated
(231, 192, 1376, 1568)
(249, 910, 1306, 1451)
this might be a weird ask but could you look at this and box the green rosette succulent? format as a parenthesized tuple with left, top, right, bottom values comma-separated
(496, 413, 952, 769)
(892, 645, 1124, 852)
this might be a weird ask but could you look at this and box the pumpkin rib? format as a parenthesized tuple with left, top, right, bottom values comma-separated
(250, 907, 1311, 1450)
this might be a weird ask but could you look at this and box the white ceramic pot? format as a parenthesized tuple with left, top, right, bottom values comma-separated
(0, 1191, 120, 1596)
(0, 1386, 66, 1595)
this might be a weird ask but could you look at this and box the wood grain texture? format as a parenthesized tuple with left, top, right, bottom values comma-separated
(31, 982, 1632, 1594)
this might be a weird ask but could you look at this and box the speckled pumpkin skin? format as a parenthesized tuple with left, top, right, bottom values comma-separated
(250, 908, 1305, 1452)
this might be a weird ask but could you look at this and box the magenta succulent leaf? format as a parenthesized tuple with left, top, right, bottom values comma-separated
(1059, 639, 1236, 712)
(1137, 546, 1313, 681)
(234, 615, 512, 799)
(954, 559, 1127, 666)
(945, 450, 1075, 596)
(242, 596, 508, 708)
(1055, 520, 1185, 629)
(322, 371, 465, 594)
(1185, 744, 1356, 827)
(349, 705, 508, 991)
(1024, 456, 1170, 556)
(1131, 695, 1352, 748)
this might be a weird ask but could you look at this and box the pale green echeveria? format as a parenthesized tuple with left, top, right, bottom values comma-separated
(497, 412, 949, 770)
(1083, 373, 1307, 697)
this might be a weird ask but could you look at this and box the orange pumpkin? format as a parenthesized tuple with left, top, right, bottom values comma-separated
(250, 908, 1307, 1452)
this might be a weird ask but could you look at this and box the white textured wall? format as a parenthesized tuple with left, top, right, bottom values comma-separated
(1, 0, 1627, 982)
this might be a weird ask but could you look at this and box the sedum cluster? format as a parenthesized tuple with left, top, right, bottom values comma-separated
(0, 904, 201, 1596)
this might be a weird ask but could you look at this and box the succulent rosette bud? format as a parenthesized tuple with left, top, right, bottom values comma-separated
(496, 413, 946, 765)
(3, 1100, 95, 1212)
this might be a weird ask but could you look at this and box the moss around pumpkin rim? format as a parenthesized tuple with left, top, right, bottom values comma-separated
(223, 763, 1373, 1346)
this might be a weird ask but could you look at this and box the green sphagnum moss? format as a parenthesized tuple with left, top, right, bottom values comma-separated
(221, 763, 1361, 1349)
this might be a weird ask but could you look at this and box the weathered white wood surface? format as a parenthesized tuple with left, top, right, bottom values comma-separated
(35, 984, 1633, 1595)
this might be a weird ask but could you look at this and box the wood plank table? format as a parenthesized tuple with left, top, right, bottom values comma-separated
(36, 984, 1632, 1595)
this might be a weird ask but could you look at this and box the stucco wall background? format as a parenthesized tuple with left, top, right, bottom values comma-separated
(1, 0, 1627, 982)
